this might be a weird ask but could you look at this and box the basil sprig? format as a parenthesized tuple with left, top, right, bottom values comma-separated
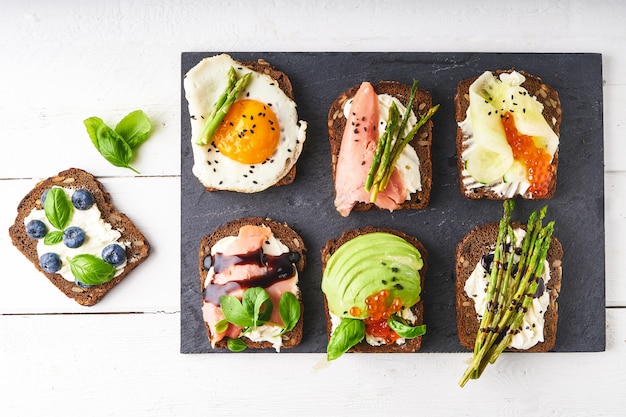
(327, 318, 366, 361)
(84, 110, 152, 174)
(44, 188, 73, 231)
(44, 231, 64, 246)
(388, 315, 426, 339)
(68, 254, 116, 285)
(218, 287, 301, 352)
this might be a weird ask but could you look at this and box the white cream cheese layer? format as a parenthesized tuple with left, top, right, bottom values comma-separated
(344, 93, 422, 200)
(24, 187, 127, 282)
(464, 228, 551, 350)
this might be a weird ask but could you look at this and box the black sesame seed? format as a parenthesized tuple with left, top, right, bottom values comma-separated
(523, 108, 526, 113)
(354, 129, 359, 134)
(361, 160, 365, 165)
(191, 115, 196, 120)
(253, 180, 258, 184)
(394, 283, 404, 290)
(382, 280, 387, 285)
(219, 180, 223, 185)
(243, 174, 247, 178)
(391, 267, 399, 273)
(488, 111, 492, 116)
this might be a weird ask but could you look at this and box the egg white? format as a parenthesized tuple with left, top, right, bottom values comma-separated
(184, 54, 307, 192)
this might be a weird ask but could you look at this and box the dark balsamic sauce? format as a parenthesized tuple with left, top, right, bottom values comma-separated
(203, 249, 300, 306)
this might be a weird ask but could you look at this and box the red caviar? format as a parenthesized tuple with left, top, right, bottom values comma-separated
(502, 112, 554, 197)
(362, 289, 403, 344)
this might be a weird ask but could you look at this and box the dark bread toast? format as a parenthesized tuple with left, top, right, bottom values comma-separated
(320, 226, 427, 353)
(328, 81, 433, 212)
(200, 58, 299, 191)
(455, 221, 563, 352)
(8, 168, 150, 306)
(455, 69, 561, 200)
(198, 217, 306, 350)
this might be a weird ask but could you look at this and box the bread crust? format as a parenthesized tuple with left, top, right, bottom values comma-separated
(200, 58, 298, 192)
(8, 168, 150, 306)
(455, 69, 561, 200)
(320, 226, 427, 353)
(327, 81, 433, 212)
(455, 221, 563, 352)
(198, 217, 306, 350)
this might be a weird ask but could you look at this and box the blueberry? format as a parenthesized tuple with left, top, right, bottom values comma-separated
(40, 189, 50, 205)
(102, 244, 126, 266)
(63, 226, 86, 248)
(75, 280, 93, 289)
(40, 252, 61, 273)
(25, 219, 47, 239)
(71, 189, 94, 210)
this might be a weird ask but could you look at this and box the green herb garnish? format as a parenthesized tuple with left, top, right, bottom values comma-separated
(195, 67, 252, 146)
(364, 79, 439, 202)
(68, 254, 116, 285)
(43, 231, 64, 246)
(44, 187, 73, 230)
(84, 110, 153, 174)
(327, 318, 366, 361)
(459, 200, 555, 387)
(387, 315, 426, 339)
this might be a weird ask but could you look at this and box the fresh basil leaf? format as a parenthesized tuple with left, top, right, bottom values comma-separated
(83, 116, 105, 149)
(215, 319, 229, 334)
(387, 315, 426, 339)
(219, 295, 254, 327)
(43, 230, 63, 246)
(95, 123, 134, 168)
(278, 292, 300, 335)
(44, 188, 73, 230)
(115, 110, 152, 149)
(69, 254, 116, 285)
(327, 318, 365, 361)
(242, 287, 272, 328)
(227, 338, 247, 352)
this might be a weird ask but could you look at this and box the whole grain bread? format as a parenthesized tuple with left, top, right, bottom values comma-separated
(455, 221, 563, 352)
(8, 168, 150, 306)
(455, 69, 561, 200)
(320, 226, 428, 353)
(328, 81, 434, 212)
(198, 217, 306, 350)
(201, 58, 298, 191)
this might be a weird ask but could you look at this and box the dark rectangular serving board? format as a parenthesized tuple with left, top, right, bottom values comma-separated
(181, 52, 604, 354)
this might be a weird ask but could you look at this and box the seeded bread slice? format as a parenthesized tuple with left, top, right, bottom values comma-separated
(199, 58, 299, 191)
(455, 221, 563, 352)
(320, 226, 428, 353)
(8, 168, 150, 306)
(455, 69, 561, 200)
(198, 217, 306, 350)
(327, 81, 434, 212)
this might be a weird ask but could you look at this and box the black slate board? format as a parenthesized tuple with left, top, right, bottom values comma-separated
(180, 52, 604, 354)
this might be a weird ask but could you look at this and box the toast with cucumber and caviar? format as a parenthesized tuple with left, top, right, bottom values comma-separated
(456, 201, 563, 386)
(198, 217, 306, 352)
(320, 226, 427, 360)
(328, 80, 438, 217)
(8, 168, 150, 306)
(455, 69, 561, 200)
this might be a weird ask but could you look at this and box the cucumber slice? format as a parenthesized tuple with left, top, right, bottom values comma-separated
(502, 160, 527, 183)
(465, 144, 513, 184)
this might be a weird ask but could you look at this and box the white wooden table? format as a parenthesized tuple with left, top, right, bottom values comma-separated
(1, 1, 624, 415)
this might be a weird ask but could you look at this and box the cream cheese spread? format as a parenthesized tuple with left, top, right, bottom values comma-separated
(24, 186, 127, 282)
(464, 228, 551, 350)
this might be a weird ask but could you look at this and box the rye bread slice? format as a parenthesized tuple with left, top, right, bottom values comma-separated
(198, 217, 306, 350)
(199, 58, 299, 191)
(327, 81, 434, 212)
(8, 168, 150, 306)
(320, 226, 428, 353)
(455, 221, 563, 352)
(455, 69, 561, 200)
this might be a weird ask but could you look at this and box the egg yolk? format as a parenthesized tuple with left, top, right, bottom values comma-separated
(212, 99, 280, 164)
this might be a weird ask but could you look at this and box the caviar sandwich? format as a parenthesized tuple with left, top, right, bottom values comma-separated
(199, 217, 306, 352)
(328, 80, 438, 216)
(8, 168, 150, 306)
(455, 70, 561, 199)
(321, 227, 427, 360)
(456, 200, 562, 386)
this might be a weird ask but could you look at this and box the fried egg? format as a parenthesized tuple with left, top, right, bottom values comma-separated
(184, 54, 307, 192)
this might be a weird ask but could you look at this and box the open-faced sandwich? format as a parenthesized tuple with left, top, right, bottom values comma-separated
(321, 227, 427, 360)
(184, 53, 307, 193)
(328, 80, 438, 216)
(8, 168, 150, 306)
(456, 200, 563, 386)
(455, 70, 561, 199)
(199, 217, 306, 352)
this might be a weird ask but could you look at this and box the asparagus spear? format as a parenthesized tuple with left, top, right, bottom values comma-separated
(369, 102, 400, 202)
(195, 68, 251, 146)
